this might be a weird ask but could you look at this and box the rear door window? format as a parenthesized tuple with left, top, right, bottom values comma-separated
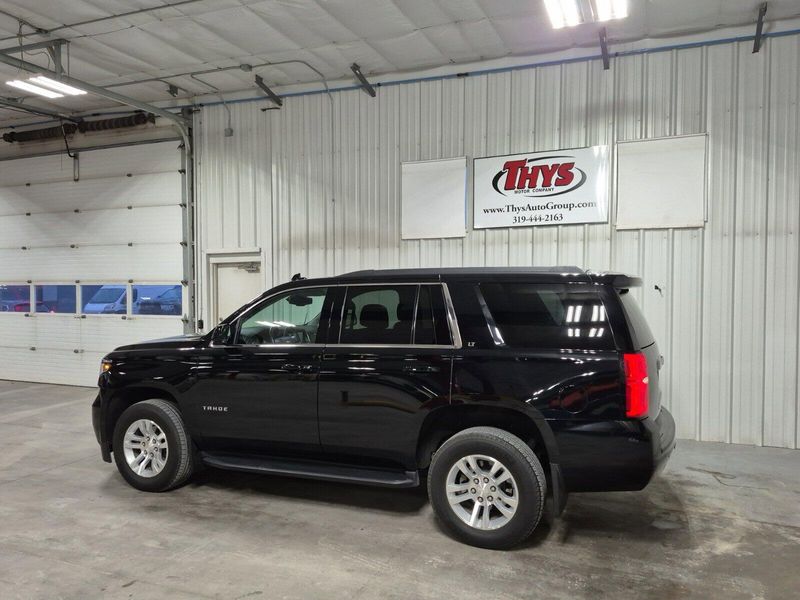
(478, 282, 614, 350)
(340, 285, 417, 344)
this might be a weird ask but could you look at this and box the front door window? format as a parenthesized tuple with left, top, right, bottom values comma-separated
(238, 287, 327, 345)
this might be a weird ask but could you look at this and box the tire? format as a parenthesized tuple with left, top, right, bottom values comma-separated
(428, 427, 547, 549)
(112, 399, 194, 492)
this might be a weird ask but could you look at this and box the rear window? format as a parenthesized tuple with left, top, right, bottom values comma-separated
(478, 282, 614, 350)
(618, 290, 655, 348)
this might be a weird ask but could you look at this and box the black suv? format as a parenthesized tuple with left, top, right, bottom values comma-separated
(92, 267, 675, 549)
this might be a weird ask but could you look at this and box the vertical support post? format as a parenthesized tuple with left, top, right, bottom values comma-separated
(179, 110, 196, 333)
(48, 44, 63, 75)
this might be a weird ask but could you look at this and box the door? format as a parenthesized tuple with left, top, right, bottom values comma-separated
(317, 284, 454, 469)
(214, 261, 263, 324)
(188, 286, 330, 454)
(0, 141, 186, 386)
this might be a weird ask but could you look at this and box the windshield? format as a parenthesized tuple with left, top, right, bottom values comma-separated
(88, 287, 124, 304)
(157, 287, 181, 301)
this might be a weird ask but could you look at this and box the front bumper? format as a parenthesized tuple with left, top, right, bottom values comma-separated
(92, 393, 112, 463)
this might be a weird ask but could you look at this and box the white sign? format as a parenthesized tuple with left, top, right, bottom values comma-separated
(473, 146, 609, 229)
(616, 135, 706, 229)
(401, 157, 466, 239)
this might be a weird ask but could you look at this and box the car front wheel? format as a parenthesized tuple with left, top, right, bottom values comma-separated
(428, 427, 547, 549)
(112, 399, 194, 492)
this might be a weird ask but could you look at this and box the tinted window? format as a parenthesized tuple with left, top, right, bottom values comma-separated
(415, 285, 452, 345)
(133, 284, 183, 316)
(0, 284, 31, 312)
(479, 282, 613, 349)
(340, 285, 417, 344)
(618, 290, 655, 348)
(35, 285, 76, 314)
(239, 287, 327, 345)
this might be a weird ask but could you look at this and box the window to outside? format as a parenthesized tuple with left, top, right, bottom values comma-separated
(0, 284, 32, 313)
(414, 285, 452, 345)
(35, 285, 77, 314)
(133, 284, 183, 316)
(82, 285, 127, 314)
(238, 287, 327, 345)
(340, 285, 417, 344)
(479, 283, 613, 350)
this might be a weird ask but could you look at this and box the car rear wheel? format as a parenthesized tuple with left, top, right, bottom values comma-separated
(428, 427, 547, 549)
(112, 399, 194, 492)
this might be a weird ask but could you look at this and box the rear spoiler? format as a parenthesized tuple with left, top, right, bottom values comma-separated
(587, 272, 642, 289)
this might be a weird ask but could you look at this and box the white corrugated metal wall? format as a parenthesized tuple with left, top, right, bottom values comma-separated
(195, 33, 800, 449)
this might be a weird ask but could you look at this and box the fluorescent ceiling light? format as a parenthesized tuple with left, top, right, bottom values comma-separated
(29, 76, 87, 96)
(612, 0, 628, 19)
(6, 80, 63, 99)
(544, 0, 583, 29)
(595, 0, 628, 22)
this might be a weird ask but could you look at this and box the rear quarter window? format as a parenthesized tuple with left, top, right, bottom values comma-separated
(618, 290, 655, 348)
(478, 282, 614, 350)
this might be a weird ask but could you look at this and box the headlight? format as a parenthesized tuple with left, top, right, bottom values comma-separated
(100, 358, 113, 373)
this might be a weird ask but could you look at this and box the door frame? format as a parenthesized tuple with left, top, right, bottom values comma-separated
(205, 249, 263, 328)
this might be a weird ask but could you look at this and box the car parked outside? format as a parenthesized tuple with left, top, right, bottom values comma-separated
(83, 285, 135, 314)
(0, 285, 47, 312)
(136, 285, 182, 315)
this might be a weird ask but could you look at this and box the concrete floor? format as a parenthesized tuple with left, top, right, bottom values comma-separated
(0, 381, 798, 600)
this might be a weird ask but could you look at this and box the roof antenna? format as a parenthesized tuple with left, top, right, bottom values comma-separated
(291, 273, 305, 281)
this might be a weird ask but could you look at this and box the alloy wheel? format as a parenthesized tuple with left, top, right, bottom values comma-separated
(445, 454, 519, 530)
(122, 419, 168, 478)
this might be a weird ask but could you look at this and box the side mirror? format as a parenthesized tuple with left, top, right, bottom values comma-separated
(212, 323, 232, 345)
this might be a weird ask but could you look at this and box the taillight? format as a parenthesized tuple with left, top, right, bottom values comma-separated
(13, 303, 28, 312)
(624, 353, 649, 418)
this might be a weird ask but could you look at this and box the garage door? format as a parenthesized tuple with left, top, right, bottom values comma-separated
(0, 141, 188, 386)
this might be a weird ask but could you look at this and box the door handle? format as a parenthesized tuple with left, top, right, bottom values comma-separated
(403, 365, 438, 374)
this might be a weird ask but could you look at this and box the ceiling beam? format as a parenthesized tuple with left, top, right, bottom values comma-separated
(599, 28, 610, 70)
(0, 96, 81, 123)
(254, 75, 283, 107)
(0, 51, 190, 132)
(0, 38, 68, 55)
(350, 63, 376, 98)
(753, 2, 768, 53)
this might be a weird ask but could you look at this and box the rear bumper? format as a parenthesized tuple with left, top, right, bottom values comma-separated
(551, 406, 677, 493)
(651, 406, 676, 476)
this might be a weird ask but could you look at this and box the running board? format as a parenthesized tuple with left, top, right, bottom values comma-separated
(200, 451, 420, 488)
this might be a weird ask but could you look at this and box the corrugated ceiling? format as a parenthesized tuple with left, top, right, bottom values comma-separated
(0, 0, 798, 125)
